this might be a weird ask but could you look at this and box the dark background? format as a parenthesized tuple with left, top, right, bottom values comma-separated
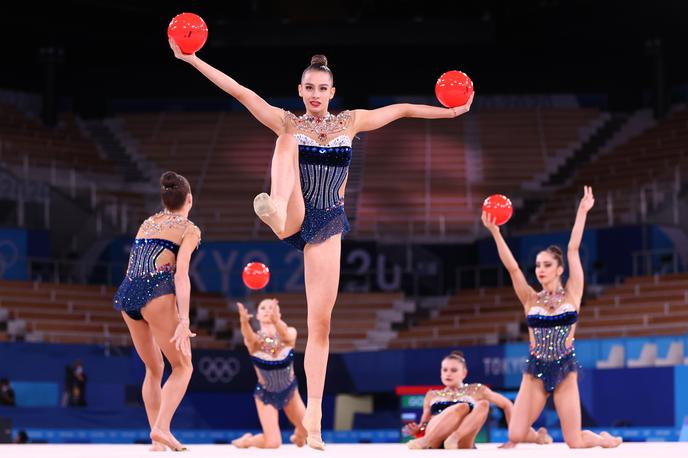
(3, 0, 686, 116)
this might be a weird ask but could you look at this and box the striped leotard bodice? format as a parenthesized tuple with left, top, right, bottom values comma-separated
(251, 331, 298, 409)
(126, 238, 179, 278)
(527, 304, 578, 361)
(295, 133, 352, 210)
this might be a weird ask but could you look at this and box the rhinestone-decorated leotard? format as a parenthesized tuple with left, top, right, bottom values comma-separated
(113, 211, 200, 320)
(524, 297, 579, 392)
(428, 384, 484, 416)
(281, 111, 353, 251)
(251, 330, 298, 409)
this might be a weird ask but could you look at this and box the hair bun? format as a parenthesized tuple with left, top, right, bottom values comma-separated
(160, 171, 178, 189)
(159, 171, 191, 211)
(310, 54, 328, 67)
(547, 245, 563, 256)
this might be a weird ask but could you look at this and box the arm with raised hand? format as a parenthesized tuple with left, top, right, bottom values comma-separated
(353, 93, 474, 133)
(567, 186, 595, 306)
(169, 39, 284, 134)
(236, 302, 259, 352)
(481, 212, 536, 309)
(268, 302, 297, 348)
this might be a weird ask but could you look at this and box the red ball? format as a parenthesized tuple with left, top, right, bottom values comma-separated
(482, 194, 513, 226)
(167, 12, 208, 55)
(242, 262, 270, 290)
(435, 70, 474, 108)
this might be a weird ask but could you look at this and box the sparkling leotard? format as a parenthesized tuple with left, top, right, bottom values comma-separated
(428, 384, 484, 416)
(251, 330, 298, 409)
(524, 303, 579, 392)
(282, 111, 353, 251)
(113, 212, 200, 320)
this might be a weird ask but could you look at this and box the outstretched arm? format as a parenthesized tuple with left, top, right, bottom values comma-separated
(353, 93, 474, 133)
(236, 302, 259, 352)
(567, 186, 594, 306)
(170, 39, 284, 134)
(482, 212, 536, 309)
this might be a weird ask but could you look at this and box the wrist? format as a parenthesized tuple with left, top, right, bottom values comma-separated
(178, 316, 190, 324)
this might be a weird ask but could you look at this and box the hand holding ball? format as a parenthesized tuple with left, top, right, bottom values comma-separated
(167, 12, 208, 55)
(482, 194, 513, 226)
(436, 70, 474, 108)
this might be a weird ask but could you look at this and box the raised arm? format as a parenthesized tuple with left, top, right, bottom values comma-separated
(236, 302, 259, 352)
(268, 303, 297, 348)
(482, 212, 536, 309)
(566, 186, 594, 306)
(353, 93, 474, 134)
(170, 39, 284, 134)
(170, 229, 200, 356)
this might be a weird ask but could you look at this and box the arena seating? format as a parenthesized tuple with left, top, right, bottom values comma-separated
(529, 107, 688, 230)
(0, 280, 404, 353)
(390, 272, 688, 349)
(0, 103, 110, 174)
(119, 108, 601, 240)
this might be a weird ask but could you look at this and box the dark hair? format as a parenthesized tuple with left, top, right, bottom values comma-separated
(160, 171, 191, 211)
(443, 350, 466, 366)
(542, 245, 564, 267)
(301, 54, 333, 84)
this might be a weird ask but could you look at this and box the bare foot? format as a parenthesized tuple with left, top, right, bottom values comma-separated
(443, 431, 461, 449)
(231, 432, 253, 448)
(302, 404, 324, 451)
(536, 427, 553, 445)
(406, 438, 429, 449)
(499, 441, 517, 449)
(150, 428, 187, 452)
(253, 193, 286, 235)
(290, 431, 307, 447)
(600, 431, 623, 448)
(149, 442, 167, 452)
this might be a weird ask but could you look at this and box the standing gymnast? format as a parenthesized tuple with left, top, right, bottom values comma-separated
(482, 186, 622, 448)
(113, 171, 201, 451)
(170, 42, 474, 449)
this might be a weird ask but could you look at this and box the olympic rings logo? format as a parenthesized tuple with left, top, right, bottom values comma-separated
(197, 356, 241, 383)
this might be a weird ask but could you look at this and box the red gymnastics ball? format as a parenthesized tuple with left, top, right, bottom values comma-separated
(242, 262, 270, 290)
(167, 12, 208, 55)
(482, 194, 513, 226)
(435, 70, 474, 108)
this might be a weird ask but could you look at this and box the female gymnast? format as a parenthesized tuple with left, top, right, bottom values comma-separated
(482, 186, 622, 448)
(170, 42, 474, 449)
(405, 351, 551, 449)
(232, 299, 307, 448)
(113, 171, 201, 451)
